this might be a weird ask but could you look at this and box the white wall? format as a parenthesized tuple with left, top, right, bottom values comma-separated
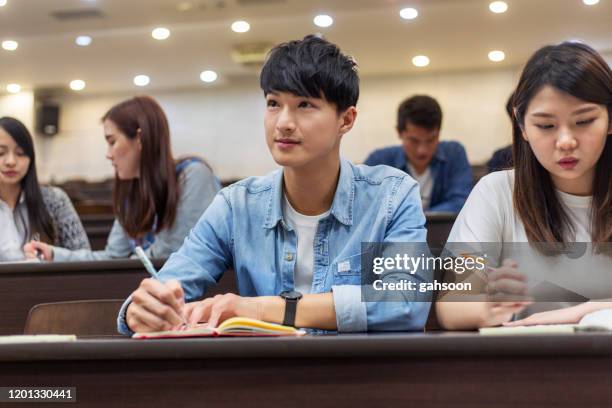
(3, 68, 519, 183)
(0, 92, 35, 128)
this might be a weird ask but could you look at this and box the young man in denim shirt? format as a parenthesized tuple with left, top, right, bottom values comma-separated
(118, 35, 431, 335)
(364, 95, 473, 213)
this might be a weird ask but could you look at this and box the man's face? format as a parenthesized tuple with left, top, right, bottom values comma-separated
(264, 91, 356, 170)
(398, 123, 440, 169)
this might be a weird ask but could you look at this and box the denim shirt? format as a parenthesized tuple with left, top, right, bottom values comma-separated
(118, 159, 431, 335)
(364, 141, 473, 213)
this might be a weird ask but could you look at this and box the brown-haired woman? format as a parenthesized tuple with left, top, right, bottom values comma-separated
(436, 42, 611, 329)
(24, 96, 220, 261)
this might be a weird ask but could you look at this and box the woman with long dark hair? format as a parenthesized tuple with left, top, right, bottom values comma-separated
(0, 117, 89, 261)
(436, 42, 611, 329)
(24, 96, 220, 261)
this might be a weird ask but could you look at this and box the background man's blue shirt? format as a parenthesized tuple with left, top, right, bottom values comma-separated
(364, 141, 473, 213)
(118, 159, 432, 335)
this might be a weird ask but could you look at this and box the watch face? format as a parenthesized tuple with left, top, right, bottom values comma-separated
(280, 290, 303, 300)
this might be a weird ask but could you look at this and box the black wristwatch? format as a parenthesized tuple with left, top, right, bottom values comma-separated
(279, 290, 303, 327)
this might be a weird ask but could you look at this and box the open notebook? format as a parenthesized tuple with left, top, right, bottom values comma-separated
(479, 309, 612, 335)
(132, 317, 306, 339)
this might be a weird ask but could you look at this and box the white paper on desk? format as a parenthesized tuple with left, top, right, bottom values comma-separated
(0, 335, 77, 344)
(479, 325, 577, 335)
(479, 309, 612, 335)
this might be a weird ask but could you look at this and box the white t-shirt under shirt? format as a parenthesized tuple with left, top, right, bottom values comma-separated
(407, 163, 434, 210)
(446, 170, 611, 314)
(282, 196, 331, 294)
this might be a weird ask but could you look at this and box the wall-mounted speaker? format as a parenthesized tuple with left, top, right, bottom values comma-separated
(36, 103, 60, 136)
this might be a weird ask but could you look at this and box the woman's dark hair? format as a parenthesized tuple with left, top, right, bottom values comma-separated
(103, 96, 179, 238)
(260, 35, 359, 112)
(0, 117, 56, 244)
(510, 42, 612, 251)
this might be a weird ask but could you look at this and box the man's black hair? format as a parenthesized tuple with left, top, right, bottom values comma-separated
(396, 95, 442, 132)
(260, 35, 359, 112)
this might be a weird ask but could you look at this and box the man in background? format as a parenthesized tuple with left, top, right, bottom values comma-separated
(364, 95, 472, 213)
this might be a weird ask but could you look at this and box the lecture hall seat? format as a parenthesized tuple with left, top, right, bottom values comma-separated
(24, 299, 124, 336)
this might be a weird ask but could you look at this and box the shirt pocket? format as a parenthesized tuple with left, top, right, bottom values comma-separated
(332, 252, 364, 285)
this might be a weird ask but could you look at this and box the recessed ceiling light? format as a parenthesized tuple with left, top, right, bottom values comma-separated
(489, 1, 508, 13)
(200, 70, 218, 83)
(6, 83, 21, 94)
(133, 75, 150, 87)
(75, 35, 92, 47)
(583, 0, 599, 5)
(399, 7, 418, 20)
(151, 27, 170, 40)
(0, 0, 7, 7)
(2, 40, 18, 51)
(412, 55, 430, 67)
(69, 79, 86, 91)
(313, 14, 333, 28)
(177, 1, 193, 11)
(488, 50, 506, 62)
(231, 21, 250, 33)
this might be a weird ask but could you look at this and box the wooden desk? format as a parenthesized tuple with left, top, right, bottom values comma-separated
(83, 226, 112, 250)
(0, 260, 238, 335)
(0, 332, 611, 407)
(79, 214, 115, 230)
(80, 214, 115, 250)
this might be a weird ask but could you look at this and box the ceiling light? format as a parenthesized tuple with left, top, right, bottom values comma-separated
(133, 75, 150, 87)
(70, 79, 86, 91)
(412, 55, 430, 67)
(177, 2, 193, 11)
(6, 84, 21, 94)
(488, 50, 506, 62)
(582, 0, 599, 5)
(75, 35, 92, 47)
(489, 1, 508, 13)
(200, 70, 218, 83)
(151, 27, 170, 40)
(231, 21, 250, 33)
(399, 7, 418, 20)
(0, 0, 7, 7)
(313, 14, 333, 28)
(2, 40, 18, 51)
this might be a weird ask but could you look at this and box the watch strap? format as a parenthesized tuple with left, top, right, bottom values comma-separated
(282, 298, 298, 327)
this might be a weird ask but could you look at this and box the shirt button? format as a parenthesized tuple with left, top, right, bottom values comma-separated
(285, 252, 294, 261)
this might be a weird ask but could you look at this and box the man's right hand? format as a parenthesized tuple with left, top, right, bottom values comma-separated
(126, 278, 186, 333)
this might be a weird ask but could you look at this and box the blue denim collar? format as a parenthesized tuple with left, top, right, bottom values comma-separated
(263, 159, 354, 229)
(432, 143, 448, 163)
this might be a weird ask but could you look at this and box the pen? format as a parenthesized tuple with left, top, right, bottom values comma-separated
(134, 246, 159, 279)
(134, 246, 187, 327)
(32, 233, 45, 261)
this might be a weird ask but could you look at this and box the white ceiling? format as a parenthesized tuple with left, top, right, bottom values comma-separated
(0, 0, 611, 93)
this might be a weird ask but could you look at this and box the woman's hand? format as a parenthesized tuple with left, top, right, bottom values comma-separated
(184, 294, 262, 328)
(504, 302, 612, 327)
(23, 241, 54, 261)
(482, 259, 532, 327)
(503, 307, 583, 327)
